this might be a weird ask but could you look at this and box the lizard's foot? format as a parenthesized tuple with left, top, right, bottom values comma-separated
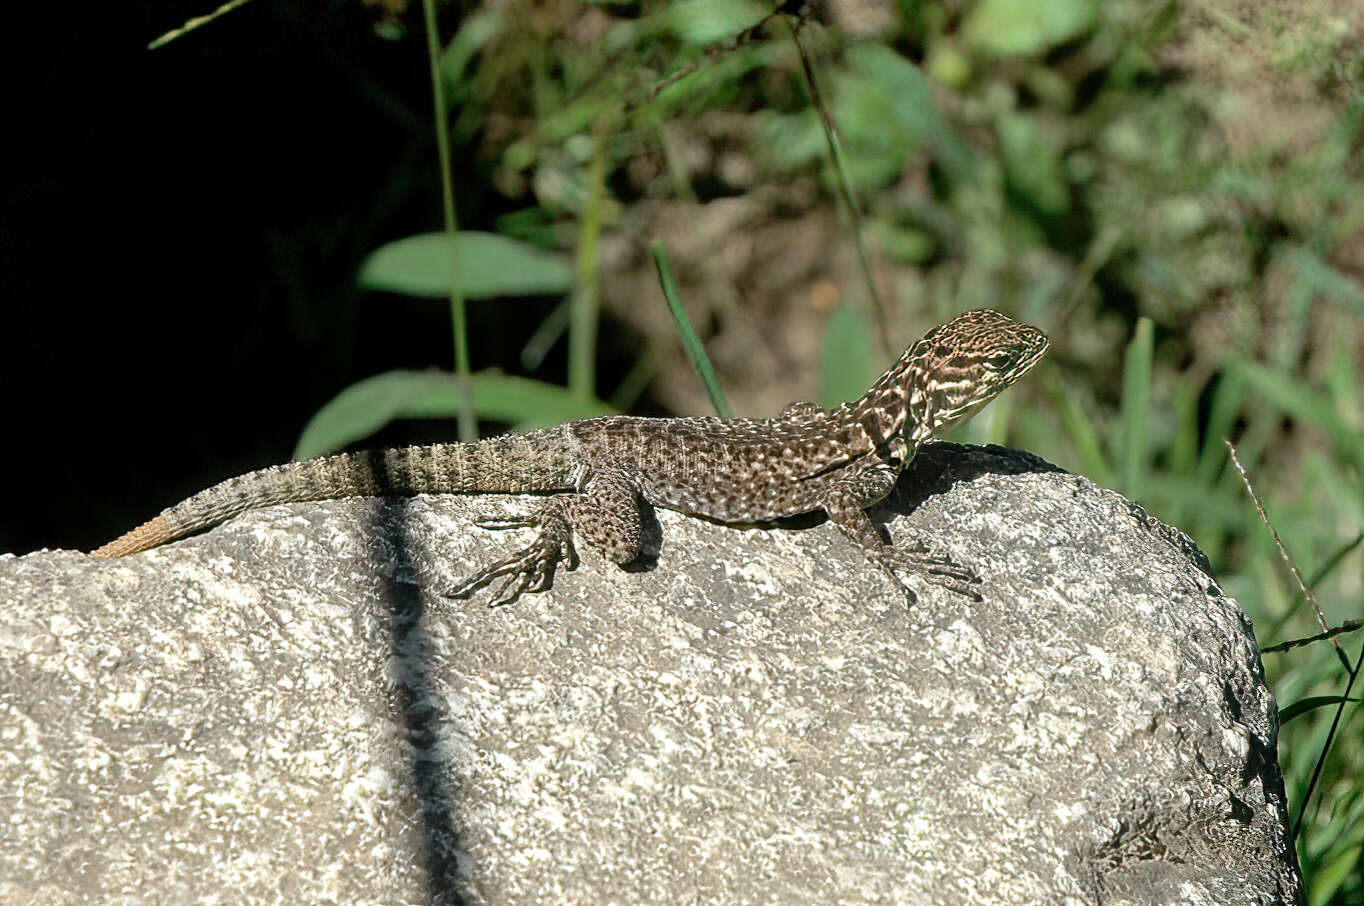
(445, 530, 575, 607)
(868, 546, 983, 603)
(446, 503, 576, 607)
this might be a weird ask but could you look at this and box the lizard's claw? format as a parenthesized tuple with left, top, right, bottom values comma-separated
(870, 546, 983, 603)
(445, 532, 575, 608)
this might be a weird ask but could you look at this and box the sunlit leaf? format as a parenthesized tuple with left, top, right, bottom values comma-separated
(1041, 368, 1115, 488)
(295, 370, 613, 459)
(667, 0, 767, 46)
(962, 0, 1098, 57)
(1309, 842, 1361, 906)
(1295, 245, 1364, 317)
(1229, 356, 1364, 475)
(441, 10, 502, 89)
(358, 232, 573, 299)
(844, 44, 977, 185)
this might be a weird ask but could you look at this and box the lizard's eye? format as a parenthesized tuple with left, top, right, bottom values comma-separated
(982, 351, 1015, 371)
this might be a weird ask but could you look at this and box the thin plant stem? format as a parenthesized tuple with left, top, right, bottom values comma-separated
(1292, 643, 1361, 840)
(148, 0, 258, 50)
(421, 0, 475, 441)
(1261, 620, 1364, 654)
(787, 16, 892, 358)
(608, 349, 658, 412)
(520, 297, 572, 372)
(570, 136, 607, 402)
(1267, 531, 1363, 639)
(1224, 439, 1349, 672)
(1222, 439, 1362, 844)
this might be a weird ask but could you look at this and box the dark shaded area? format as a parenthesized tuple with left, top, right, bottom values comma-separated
(0, 1, 526, 556)
(884, 441, 1065, 512)
(372, 489, 470, 906)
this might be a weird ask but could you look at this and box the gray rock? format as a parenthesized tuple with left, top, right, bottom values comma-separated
(0, 443, 1301, 905)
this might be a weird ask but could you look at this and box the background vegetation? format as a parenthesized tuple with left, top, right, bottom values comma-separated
(57, 0, 1364, 899)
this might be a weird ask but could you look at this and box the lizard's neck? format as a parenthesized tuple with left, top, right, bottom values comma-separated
(836, 339, 930, 454)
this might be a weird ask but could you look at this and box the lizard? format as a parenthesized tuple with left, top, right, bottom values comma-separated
(92, 309, 1049, 606)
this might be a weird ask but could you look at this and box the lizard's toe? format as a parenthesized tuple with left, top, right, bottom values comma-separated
(871, 547, 983, 602)
(445, 532, 571, 607)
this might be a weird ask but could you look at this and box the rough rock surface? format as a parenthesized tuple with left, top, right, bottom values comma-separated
(0, 443, 1301, 905)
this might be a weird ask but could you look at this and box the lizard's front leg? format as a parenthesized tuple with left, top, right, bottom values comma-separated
(446, 468, 643, 607)
(822, 458, 982, 602)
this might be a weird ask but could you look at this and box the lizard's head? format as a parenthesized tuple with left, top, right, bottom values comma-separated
(905, 309, 1049, 441)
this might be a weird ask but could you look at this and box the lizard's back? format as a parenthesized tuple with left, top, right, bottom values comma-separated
(569, 414, 867, 522)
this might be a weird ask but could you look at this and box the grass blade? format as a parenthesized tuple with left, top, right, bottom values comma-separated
(1267, 532, 1364, 640)
(1223, 439, 1362, 842)
(1041, 367, 1115, 487)
(148, 0, 257, 49)
(650, 239, 732, 417)
(1119, 317, 1153, 497)
(1225, 440, 1349, 670)
(1279, 696, 1363, 724)
(1263, 621, 1364, 654)
(1293, 646, 1363, 841)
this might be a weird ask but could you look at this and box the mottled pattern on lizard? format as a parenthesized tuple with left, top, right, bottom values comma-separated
(93, 309, 1049, 605)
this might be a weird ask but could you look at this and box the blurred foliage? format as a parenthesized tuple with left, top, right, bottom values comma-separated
(321, 0, 1364, 897)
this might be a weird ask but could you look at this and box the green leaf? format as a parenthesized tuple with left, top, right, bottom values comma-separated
(667, 0, 767, 46)
(996, 111, 1070, 215)
(820, 302, 875, 409)
(1140, 472, 1253, 529)
(440, 9, 502, 89)
(456, 373, 615, 425)
(753, 110, 826, 171)
(1279, 696, 1362, 725)
(296, 370, 450, 459)
(962, 0, 1098, 57)
(843, 45, 977, 185)
(294, 370, 614, 459)
(358, 232, 573, 299)
(1194, 370, 1245, 488)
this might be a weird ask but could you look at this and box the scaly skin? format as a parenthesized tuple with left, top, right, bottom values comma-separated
(94, 309, 1049, 605)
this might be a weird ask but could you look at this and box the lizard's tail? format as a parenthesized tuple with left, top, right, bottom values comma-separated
(91, 430, 576, 558)
(92, 516, 177, 557)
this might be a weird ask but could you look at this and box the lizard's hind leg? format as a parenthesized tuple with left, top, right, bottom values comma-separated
(445, 468, 644, 607)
